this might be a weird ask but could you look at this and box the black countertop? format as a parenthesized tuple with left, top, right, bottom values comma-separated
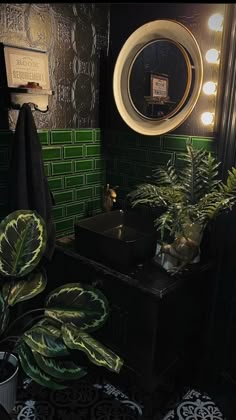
(56, 235, 211, 300)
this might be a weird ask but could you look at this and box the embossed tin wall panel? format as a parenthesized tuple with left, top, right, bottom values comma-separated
(0, 3, 109, 130)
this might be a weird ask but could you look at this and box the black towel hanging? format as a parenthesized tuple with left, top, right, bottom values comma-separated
(8, 103, 56, 260)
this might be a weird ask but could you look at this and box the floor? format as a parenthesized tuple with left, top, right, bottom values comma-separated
(10, 369, 232, 420)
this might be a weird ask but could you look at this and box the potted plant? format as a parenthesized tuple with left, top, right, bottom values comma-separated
(0, 209, 47, 413)
(128, 143, 236, 274)
(0, 210, 123, 414)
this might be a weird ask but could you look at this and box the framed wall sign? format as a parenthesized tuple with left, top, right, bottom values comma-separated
(3, 45, 50, 89)
(150, 73, 169, 99)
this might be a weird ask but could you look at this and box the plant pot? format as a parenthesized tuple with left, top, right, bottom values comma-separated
(0, 352, 19, 414)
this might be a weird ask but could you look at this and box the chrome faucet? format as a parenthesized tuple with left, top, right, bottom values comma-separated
(103, 184, 118, 212)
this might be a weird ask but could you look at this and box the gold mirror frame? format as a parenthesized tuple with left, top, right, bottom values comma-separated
(113, 19, 203, 136)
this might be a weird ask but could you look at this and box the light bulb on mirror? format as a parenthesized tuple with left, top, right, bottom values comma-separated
(208, 13, 224, 32)
(205, 49, 220, 63)
(201, 112, 214, 126)
(203, 81, 217, 95)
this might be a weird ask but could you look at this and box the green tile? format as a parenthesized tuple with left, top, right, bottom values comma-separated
(149, 151, 173, 165)
(95, 159, 105, 170)
(91, 198, 102, 210)
(76, 187, 93, 201)
(51, 130, 73, 144)
(48, 177, 64, 191)
(75, 129, 94, 142)
(66, 202, 84, 217)
(38, 130, 49, 145)
(42, 147, 62, 161)
(191, 137, 216, 152)
(117, 161, 135, 176)
(126, 148, 147, 161)
(52, 206, 65, 220)
(86, 172, 105, 184)
(175, 152, 188, 168)
(95, 185, 103, 197)
(64, 146, 83, 159)
(139, 135, 161, 149)
(85, 145, 101, 157)
(53, 190, 73, 205)
(65, 174, 84, 188)
(135, 164, 154, 178)
(55, 218, 74, 232)
(0, 130, 14, 145)
(124, 176, 146, 189)
(75, 159, 93, 172)
(94, 129, 101, 142)
(163, 135, 190, 151)
(44, 164, 51, 177)
(52, 162, 73, 176)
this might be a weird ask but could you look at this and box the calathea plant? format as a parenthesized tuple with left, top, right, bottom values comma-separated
(0, 209, 47, 360)
(0, 210, 123, 390)
(128, 143, 236, 274)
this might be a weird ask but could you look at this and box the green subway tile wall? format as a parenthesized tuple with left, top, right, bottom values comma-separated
(0, 129, 104, 238)
(106, 130, 217, 201)
(0, 127, 217, 238)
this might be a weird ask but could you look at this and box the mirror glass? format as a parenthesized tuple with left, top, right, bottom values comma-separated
(129, 39, 192, 120)
(113, 19, 203, 136)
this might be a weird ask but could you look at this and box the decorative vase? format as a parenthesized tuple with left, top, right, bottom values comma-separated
(0, 352, 19, 414)
(153, 222, 203, 273)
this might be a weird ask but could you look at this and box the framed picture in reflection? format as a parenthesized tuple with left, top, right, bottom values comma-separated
(150, 73, 169, 99)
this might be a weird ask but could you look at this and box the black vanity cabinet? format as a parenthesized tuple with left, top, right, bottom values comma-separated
(48, 238, 214, 393)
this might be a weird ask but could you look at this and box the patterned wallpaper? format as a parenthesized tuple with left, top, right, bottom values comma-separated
(0, 3, 109, 130)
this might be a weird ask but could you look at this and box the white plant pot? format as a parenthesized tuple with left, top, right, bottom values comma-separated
(0, 352, 19, 414)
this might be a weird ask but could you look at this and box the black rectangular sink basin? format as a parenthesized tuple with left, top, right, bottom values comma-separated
(74, 209, 157, 270)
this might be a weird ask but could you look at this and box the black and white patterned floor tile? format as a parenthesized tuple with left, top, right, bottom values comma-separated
(161, 389, 226, 420)
(12, 376, 144, 420)
(11, 377, 226, 420)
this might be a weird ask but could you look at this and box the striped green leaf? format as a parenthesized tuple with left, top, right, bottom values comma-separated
(2, 269, 47, 306)
(62, 323, 123, 373)
(45, 283, 109, 332)
(32, 350, 87, 380)
(17, 341, 66, 390)
(0, 210, 47, 278)
(36, 318, 62, 337)
(22, 325, 69, 357)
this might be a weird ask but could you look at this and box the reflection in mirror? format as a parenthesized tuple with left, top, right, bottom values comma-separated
(129, 39, 192, 120)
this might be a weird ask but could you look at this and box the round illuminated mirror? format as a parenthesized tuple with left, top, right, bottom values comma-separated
(113, 20, 203, 136)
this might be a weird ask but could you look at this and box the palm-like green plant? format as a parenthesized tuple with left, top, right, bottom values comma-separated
(0, 210, 123, 390)
(128, 143, 236, 274)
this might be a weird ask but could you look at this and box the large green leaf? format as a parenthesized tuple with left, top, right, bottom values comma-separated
(62, 324, 123, 373)
(2, 268, 47, 306)
(32, 350, 87, 380)
(22, 325, 69, 357)
(0, 210, 47, 278)
(45, 283, 109, 332)
(36, 318, 62, 337)
(17, 341, 66, 390)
